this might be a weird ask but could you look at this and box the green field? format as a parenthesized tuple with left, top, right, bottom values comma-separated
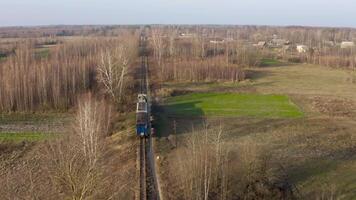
(165, 93, 303, 118)
(0, 54, 6, 61)
(260, 58, 283, 66)
(0, 132, 55, 142)
(34, 48, 50, 59)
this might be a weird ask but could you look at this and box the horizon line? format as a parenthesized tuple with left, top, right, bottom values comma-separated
(1, 23, 356, 30)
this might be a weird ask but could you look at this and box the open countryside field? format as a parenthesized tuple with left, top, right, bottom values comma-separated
(250, 64, 356, 98)
(3, 23, 356, 199)
(155, 62, 356, 199)
(165, 93, 303, 118)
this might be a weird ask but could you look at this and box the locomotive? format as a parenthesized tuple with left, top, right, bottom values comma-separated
(136, 94, 149, 137)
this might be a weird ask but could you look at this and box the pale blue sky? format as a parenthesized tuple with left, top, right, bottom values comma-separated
(0, 0, 355, 27)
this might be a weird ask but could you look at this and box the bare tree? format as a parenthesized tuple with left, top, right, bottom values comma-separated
(75, 93, 112, 164)
(97, 46, 129, 104)
(168, 28, 177, 58)
(45, 94, 112, 200)
(174, 126, 230, 200)
(151, 28, 165, 75)
(0, 38, 121, 112)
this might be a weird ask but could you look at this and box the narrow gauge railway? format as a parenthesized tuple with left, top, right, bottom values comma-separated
(137, 31, 159, 200)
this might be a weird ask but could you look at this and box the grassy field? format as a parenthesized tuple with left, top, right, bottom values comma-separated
(155, 63, 356, 199)
(0, 53, 6, 61)
(250, 64, 356, 98)
(34, 48, 50, 59)
(165, 93, 303, 118)
(260, 58, 284, 66)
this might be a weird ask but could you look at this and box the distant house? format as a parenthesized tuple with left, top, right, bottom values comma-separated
(179, 33, 194, 38)
(209, 38, 225, 44)
(296, 45, 308, 53)
(268, 38, 290, 48)
(341, 41, 355, 49)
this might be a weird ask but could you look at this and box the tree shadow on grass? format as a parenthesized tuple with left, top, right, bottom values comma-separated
(245, 69, 274, 80)
(152, 101, 206, 138)
(259, 58, 299, 68)
(165, 101, 204, 117)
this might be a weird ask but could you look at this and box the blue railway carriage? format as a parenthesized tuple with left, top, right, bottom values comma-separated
(136, 94, 149, 137)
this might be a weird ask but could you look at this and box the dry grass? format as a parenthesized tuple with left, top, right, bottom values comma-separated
(249, 64, 356, 99)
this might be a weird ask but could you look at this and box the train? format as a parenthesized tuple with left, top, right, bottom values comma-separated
(136, 94, 149, 137)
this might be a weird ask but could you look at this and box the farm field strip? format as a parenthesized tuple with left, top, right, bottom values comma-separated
(165, 93, 303, 118)
(0, 131, 56, 142)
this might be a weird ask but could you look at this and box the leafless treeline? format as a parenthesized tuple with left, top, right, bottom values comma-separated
(0, 25, 140, 38)
(149, 25, 356, 76)
(160, 25, 356, 46)
(0, 40, 95, 111)
(149, 27, 247, 82)
(170, 127, 294, 200)
(162, 57, 245, 82)
(298, 46, 356, 69)
(0, 32, 139, 112)
(173, 127, 230, 200)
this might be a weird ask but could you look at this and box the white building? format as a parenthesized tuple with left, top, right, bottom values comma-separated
(268, 38, 290, 48)
(179, 33, 194, 38)
(209, 39, 225, 44)
(341, 41, 355, 49)
(296, 45, 308, 53)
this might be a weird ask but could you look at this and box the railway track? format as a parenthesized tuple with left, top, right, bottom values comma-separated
(138, 32, 160, 200)
(140, 137, 158, 200)
(139, 138, 146, 200)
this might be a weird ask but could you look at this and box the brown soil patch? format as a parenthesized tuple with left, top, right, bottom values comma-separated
(310, 96, 356, 117)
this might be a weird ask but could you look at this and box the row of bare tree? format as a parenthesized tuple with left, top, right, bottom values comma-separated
(150, 28, 248, 82)
(0, 32, 139, 112)
(149, 26, 356, 76)
(295, 47, 356, 69)
(174, 127, 229, 200)
(0, 40, 96, 111)
(162, 57, 245, 82)
(170, 127, 294, 200)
